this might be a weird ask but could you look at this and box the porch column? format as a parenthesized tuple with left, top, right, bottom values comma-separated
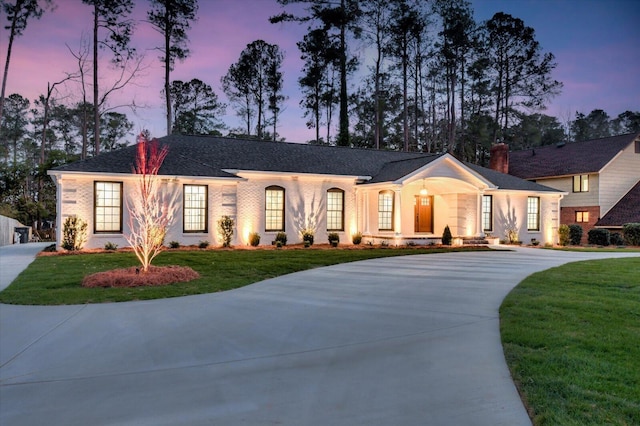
(477, 191, 483, 237)
(393, 189, 402, 236)
(363, 190, 370, 234)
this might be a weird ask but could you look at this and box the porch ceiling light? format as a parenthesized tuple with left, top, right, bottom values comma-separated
(420, 179, 428, 195)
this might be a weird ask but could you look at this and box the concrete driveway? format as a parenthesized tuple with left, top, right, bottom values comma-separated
(0, 247, 637, 425)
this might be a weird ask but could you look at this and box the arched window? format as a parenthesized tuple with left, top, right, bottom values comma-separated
(265, 186, 285, 231)
(327, 188, 345, 231)
(378, 191, 394, 231)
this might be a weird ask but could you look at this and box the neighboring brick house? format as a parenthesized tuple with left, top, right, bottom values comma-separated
(504, 132, 640, 241)
(49, 135, 563, 249)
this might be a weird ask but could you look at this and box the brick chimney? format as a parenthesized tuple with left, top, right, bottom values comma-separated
(489, 143, 509, 174)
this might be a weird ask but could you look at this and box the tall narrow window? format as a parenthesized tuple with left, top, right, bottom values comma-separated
(573, 174, 589, 192)
(482, 195, 493, 232)
(378, 191, 394, 231)
(265, 186, 285, 231)
(527, 197, 540, 231)
(183, 185, 208, 232)
(94, 181, 122, 233)
(327, 188, 344, 231)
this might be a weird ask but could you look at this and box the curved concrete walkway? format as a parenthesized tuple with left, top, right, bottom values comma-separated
(0, 246, 637, 425)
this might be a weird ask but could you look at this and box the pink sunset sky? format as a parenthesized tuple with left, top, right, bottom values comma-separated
(2, 0, 639, 143)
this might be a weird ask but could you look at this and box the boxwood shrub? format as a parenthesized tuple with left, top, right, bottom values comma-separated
(569, 224, 583, 245)
(622, 223, 640, 246)
(588, 228, 610, 246)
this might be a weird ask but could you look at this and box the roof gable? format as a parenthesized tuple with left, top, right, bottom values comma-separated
(509, 132, 640, 179)
(595, 180, 640, 227)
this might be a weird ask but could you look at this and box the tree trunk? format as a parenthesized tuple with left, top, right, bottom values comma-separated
(402, 39, 408, 152)
(92, 4, 100, 156)
(337, 1, 349, 147)
(164, 10, 172, 134)
(0, 1, 20, 125)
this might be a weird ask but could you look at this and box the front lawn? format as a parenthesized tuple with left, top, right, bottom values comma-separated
(0, 246, 489, 305)
(500, 257, 640, 425)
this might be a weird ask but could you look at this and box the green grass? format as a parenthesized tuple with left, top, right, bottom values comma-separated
(0, 246, 488, 305)
(500, 257, 640, 425)
(545, 246, 640, 252)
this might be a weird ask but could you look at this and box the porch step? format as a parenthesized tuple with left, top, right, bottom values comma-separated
(462, 238, 489, 245)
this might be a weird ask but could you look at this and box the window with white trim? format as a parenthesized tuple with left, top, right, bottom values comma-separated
(573, 174, 589, 192)
(327, 188, 344, 231)
(94, 181, 122, 233)
(378, 191, 394, 231)
(265, 186, 285, 231)
(527, 197, 540, 231)
(183, 185, 208, 232)
(482, 195, 493, 232)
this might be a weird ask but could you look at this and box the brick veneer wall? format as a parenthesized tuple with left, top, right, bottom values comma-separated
(561, 206, 600, 244)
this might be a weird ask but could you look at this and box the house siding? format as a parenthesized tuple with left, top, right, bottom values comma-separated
(536, 175, 599, 207)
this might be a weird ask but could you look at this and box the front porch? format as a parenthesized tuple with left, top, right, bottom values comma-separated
(361, 234, 497, 247)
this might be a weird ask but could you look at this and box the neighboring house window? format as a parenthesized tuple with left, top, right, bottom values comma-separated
(635, 140, 640, 153)
(576, 211, 589, 223)
(482, 195, 493, 232)
(183, 185, 208, 232)
(527, 197, 540, 231)
(94, 181, 122, 233)
(265, 186, 285, 231)
(573, 174, 589, 192)
(378, 191, 394, 231)
(327, 188, 344, 231)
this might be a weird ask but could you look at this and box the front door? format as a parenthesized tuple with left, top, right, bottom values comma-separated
(415, 195, 433, 233)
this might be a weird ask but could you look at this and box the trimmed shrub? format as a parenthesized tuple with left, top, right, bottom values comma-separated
(169, 241, 180, 249)
(505, 227, 519, 244)
(352, 232, 362, 245)
(622, 223, 640, 246)
(217, 215, 235, 248)
(104, 241, 118, 251)
(610, 232, 625, 246)
(328, 232, 340, 246)
(249, 232, 260, 247)
(442, 225, 452, 246)
(275, 232, 287, 246)
(568, 224, 583, 245)
(198, 240, 210, 249)
(558, 224, 570, 246)
(588, 228, 610, 246)
(301, 229, 314, 246)
(61, 216, 87, 251)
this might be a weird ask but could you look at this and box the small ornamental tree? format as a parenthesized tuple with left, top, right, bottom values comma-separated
(442, 225, 452, 245)
(217, 215, 235, 247)
(125, 133, 174, 273)
(61, 216, 87, 251)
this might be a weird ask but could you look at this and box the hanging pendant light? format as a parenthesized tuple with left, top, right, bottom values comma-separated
(420, 179, 428, 196)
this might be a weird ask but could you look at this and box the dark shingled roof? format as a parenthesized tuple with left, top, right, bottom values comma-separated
(52, 134, 559, 192)
(595, 180, 640, 227)
(52, 135, 432, 179)
(465, 162, 560, 192)
(367, 155, 443, 183)
(509, 132, 640, 179)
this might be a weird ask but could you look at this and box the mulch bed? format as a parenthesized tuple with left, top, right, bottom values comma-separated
(82, 265, 200, 288)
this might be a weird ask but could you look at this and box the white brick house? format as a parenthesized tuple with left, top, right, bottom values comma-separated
(48, 135, 564, 248)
